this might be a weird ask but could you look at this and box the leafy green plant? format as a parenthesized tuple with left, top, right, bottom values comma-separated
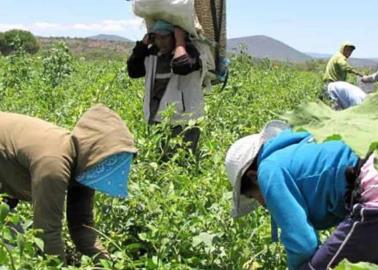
(1, 46, 34, 92)
(42, 41, 74, 88)
(0, 50, 326, 269)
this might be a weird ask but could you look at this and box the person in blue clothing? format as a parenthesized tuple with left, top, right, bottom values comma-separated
(225, 120, 378, 270)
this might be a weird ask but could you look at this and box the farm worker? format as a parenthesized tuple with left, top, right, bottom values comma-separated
(362, 70, 378, 83)
(323, 42, 367, 109)
(225, 120, 378, 270)
(0, 104, 137, 263)
(127, 20, 203, 153)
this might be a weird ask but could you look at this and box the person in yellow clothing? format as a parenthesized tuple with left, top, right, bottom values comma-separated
(0, 104, 137, 263)
(323, 42, 366, 109)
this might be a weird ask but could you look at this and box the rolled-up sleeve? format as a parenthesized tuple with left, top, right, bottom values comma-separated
(171, 44, 201, 75)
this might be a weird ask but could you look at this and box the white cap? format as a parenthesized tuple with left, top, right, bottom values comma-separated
(225, 120, 290, 218)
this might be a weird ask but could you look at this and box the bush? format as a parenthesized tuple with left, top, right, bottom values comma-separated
(0, 29, 40, 56)
(42, 41, 74, 88)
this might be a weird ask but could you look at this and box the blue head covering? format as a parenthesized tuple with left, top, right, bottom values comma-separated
(152, 20, 174, 35)
(76, 152, 133, 198)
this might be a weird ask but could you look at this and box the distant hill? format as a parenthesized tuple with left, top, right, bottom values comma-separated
(349, 58, 378, 68)
(306, 52, 331, 59)
(38, 36, 134, 60)
(307, 52, 378, 68)
(227, 35, 312, 63)
(36, 34, 378, 67)
(226, 35, 378, 67)
(88, 34, 133, 43)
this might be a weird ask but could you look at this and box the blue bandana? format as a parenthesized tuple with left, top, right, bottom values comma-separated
(76, 152, 133, 198)
(152, 20, 174, 35)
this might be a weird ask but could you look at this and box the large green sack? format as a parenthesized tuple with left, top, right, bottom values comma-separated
(282, 93, 378, 157)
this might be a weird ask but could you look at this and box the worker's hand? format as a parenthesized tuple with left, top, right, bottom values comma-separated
(93, 250, 111, 264)
(142, 33, 151, 45)
(174, 27, 186, 47)
(361, 75, 370, 83)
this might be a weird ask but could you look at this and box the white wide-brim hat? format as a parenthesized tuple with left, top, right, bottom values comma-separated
(225, 120, 290, 218)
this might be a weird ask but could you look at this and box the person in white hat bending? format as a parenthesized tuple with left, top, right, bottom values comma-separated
(225, 120, 378, 270)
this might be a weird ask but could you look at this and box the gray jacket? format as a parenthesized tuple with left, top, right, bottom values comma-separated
(143, 54, 204, 123)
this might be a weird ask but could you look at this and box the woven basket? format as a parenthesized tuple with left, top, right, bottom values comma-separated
(195, 0, 226, 56)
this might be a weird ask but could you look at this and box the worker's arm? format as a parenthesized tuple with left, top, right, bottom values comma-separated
(258, 161, 319, 270)
(127, 34, 150, 78)
(67, 182, 109, 260)
(340, 58, 363, 77)
(31, 157, 70, 262)
(172, 27, 201, 75)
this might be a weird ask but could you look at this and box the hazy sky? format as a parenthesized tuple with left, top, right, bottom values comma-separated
(1, 0, 377, 58)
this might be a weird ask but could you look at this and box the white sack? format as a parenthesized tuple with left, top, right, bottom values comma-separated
(133, 0, 201, 38)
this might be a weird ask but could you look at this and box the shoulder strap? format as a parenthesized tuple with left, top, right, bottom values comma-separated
(210, 0, 224, 73)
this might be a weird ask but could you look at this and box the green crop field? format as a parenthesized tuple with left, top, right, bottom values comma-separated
(0, 43, 376, 270)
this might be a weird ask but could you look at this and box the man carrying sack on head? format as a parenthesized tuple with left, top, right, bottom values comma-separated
(127, 20, 203, 154)
(0, 104, 137, 263)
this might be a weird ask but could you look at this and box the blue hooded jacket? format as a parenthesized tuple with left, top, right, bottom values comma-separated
(257, 130, 358, 270)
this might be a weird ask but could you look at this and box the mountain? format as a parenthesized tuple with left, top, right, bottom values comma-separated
(227, 35, 312, 63)
(88, 34, 133, 43)
(226, 35, 378, 67)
